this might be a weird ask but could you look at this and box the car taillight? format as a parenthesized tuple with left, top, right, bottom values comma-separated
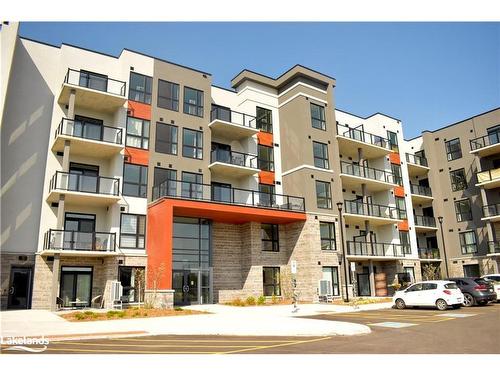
(443, 290, 452, 295)
(474, 285, 487, 291)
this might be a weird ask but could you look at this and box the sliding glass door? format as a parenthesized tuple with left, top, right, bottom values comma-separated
(60, 267, 93, 308)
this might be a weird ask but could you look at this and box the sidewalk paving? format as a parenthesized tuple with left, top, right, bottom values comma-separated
(0, 302, 392, 340)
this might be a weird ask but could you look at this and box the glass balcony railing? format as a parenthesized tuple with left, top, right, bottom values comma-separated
(418, 248, 441, 259)
(49, 171, 120, 196)
(55, 118, 123, 145)
(410, 184, 432, 197)
(470, 131, 500, 151)
(210, 149, 258, 169)
(340, 161, 402, 185)
(477, 167, 500, 184)
(64, 68, 126, 97)
(347, 241, 411, 257)
(337, 125, 392, 150)
(483, 203, 500, 218)
(344, 200, 400, 220)
(44, 229, 116, 252)
(488, 241, 500, 254)
(406, 153, 428, 167)
(210, 107, 257, 128)
(414, 215, 437, 227)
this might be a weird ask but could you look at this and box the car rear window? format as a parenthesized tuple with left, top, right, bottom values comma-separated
(444, 283, 458, 289)
(474, 278, 490, 286)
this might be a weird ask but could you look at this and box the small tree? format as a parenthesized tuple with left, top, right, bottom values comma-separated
(421, 263, 441, 281)
(145, 262, 166, 309)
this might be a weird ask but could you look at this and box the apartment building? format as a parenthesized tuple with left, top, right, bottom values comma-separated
(2, 22, 497, 311)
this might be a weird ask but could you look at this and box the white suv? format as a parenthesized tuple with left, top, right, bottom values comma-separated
(482, 274, 500, 301)
(393, 280, 463, 311)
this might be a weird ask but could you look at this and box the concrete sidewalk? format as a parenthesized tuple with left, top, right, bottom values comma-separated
(0, 303, 391, 340)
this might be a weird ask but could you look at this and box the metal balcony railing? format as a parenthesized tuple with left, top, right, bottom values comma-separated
(414, 215, 437, 227)
(476, 167, 500, 184)
(406, 153, 428, 167)
(488, 241, 500, 254)
(470, 131, 500, 151)
(418, 248, 441, 259)
(44, 229, 116, 252)
(210, 107, 256, 128)
(344, 200, 400, 220)
(210, 149, 258, 169)
(337, 124, 392, 150)
(347, 241, 411, 257)
(340, 161, 402, 185)
(64, 68, 126, 96)
(483, 203, 500, 218)
(55, 118, 123, 145)
(410, 184, 432, 197)
(49, 171, 120, 196)
(152, 179, 305, 212)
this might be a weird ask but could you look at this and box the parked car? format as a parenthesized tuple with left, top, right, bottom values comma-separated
(481, 274, 500, 302)
(393, 280, 463, 311)
(447, 277, 497, 307)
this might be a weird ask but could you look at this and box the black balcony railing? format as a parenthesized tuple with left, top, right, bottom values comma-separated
(488, 241, 500, 254)
(55, 118, 123, 145)
(210, 149, 258, 169)
(476, 168, 500, 184)
(152, 179, 305, 212)
(64, 68, 126, 96)
(340, 161, 402, 185)
(44, 229, 116, 252)
(410, 184, 432, 197)
(49, 171, 120, 196)
(470, 131, 500, 151)
(344, 200, 399, 220)
(418, 248, 441, 259)
(210, 107, 256, 128)
(483, 203, 500, 218)
(347, 241, 411, 257)
(337, 125, 392, 150)
(406, 153, 428, 167)
(414, 215, 437, 227)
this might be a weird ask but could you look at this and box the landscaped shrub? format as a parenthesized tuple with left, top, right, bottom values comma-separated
(257, 295, 266, 305)
(246, 296, 256, 305)
(271, 294, 279, 304)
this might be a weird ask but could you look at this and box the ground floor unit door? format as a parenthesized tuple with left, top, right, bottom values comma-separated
(7, 267, 33, 309)
(60, 266, 93, 308)
(172, 268, 212, 306)
(357, 273, 371, 296)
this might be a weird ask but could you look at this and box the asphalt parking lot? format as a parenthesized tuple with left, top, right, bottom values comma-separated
(2, 304, 499, 354)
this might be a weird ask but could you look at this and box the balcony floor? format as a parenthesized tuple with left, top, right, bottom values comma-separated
(407, 162, 430, 177)
(476, 178, 500, 190)
(336, 135, 392, 159)
(411, 193, 434, 205)
(47, 190, 121, 207)
(340, 173, 398, 192)
(482, 215, 500, 223)
(343, 213, 401, 227)
(414, 225, 438, 233)
(52, 134, 123, 158)
(208, 119, 259, 140)
(38, 249, 117, 257)
(58, 83, 126, 113)
(470, 142, 500, 157)
(208, 162, 260, 178)
(346, 254, 412, 261)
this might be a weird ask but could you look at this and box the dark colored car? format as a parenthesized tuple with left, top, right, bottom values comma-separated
(447, 277, 497, 307)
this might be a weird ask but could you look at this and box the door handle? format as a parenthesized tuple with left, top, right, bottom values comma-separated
(9, 287, 14, 295)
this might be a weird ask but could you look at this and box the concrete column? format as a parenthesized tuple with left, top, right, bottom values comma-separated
(368, 260, 376, 297)
(56, 195, 66, 229)
(50, 254, 60, 311)
(62, 140, 71, 172)
(67, 89, 76, 119)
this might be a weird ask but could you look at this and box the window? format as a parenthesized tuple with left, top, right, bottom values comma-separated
(183, 87, 204, 117)
(259, 183, 275, 207)
(258, 145, 274, 171)
(445, 138, 462, 161)
(315, 180, 332, 209)
(391, 164, 403, 185)
(123, 163, 148, 198)
(157, 79, 179, 111)
(422, 283, 437, 291)
(455, 199, 472, 222)
(181, 172, 203, 199)
(406, 283, 423, 292)
(396, 197, 407, 219)
(256, 107, 273, 133)
(404, 266, 415, 283)
(463, 264, 480, 278)
(118, 267, 145, 303)
(155, 122, 178, 155)
(120, 214, 146, 249)
(387, 130, 399, 152)
(182, 128, 203, 159)
(212, 182, 232, 203)
(311, 103, 326, 130)
(399, 231, 411, 253)
(322, 267, 340, 296)
(450, 168, 467, 191)
(172, 217, 211, 270)
(313, 141, 329, 169)
(261, 223, 279, 251)
(154, 167, 177, 196)
(263, 267, 281, 296)
(459, 231, 478, 254)
(128, 72, 152, 104)
(320, 222, 336, 250)
(126, 117, 149, 149)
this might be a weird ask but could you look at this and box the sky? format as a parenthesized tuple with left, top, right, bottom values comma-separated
(19, 22, 499, 139)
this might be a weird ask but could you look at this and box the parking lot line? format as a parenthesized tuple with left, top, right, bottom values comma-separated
(42, 347, 222, 354)
(220, 336, 332, 354)
(110, 338, 296, 343)
(47, 341, 261, 348)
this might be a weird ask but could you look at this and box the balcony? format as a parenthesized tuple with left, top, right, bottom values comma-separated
(52, 118, 124, 157)
(476, 167, 500, 189)
(343, 200, 401, 226)
(346, 241, 411, 259)
(47, 171, 121, 206)
(488, 241, 500, 256)
(410, 184, 433, 204)
(336, 125, 393, 159)
(58, 68, 127, 113)
(339, 161, 402, 192)
(418, 248, 441, 261)
(414, 215, 437, 232)
(483, 203, 500, 222)
(43, 229, 116, 256)
(470, 131, 500, 157)
(406, 153, 429, 177)
(208, 107, 259, 139)
(209, 149, 260, 177)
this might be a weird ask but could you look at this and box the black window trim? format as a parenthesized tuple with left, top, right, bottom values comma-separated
(125, 116, 150, 150)
(128, 71, 152, 105)
(182, 127, 204, 160)
(261, 223, 280, 252)
(258, 144, 275, 171)
(313, 141, 330, 169)
(316, 180, 332, 209)
(155, 121, 178, 155)
(450, 168, 468, 191)
(122, 162, 148, 198)
(320, 221, 336, 251)
(256, 106, 273, 134)
(445, 138, 463, 161)
(263, 266, 281, 297)
(311, 102, 326, 131)
(157, 78, 180, 112)
(183, 86, 204, 118)
(455, 198, 472, 222)
(120, 213, 146, 249)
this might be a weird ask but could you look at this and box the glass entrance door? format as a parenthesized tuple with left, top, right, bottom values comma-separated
(172, 269, 212, 306)
(357, 273, 371, 296)
(7, 267, 32, 309)
(60, 267, 93, 308)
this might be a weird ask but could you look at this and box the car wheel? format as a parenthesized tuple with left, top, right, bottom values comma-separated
(452, 304, 461, 309)
(462, 293, 475, 307)
(395, 298, 406, 310)
(436, 299, 448, 311)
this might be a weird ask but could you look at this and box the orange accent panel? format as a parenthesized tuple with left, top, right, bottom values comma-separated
(394, 186, 405, 198)
(389, 152, 401, 165)
(128, 100, 151, 120)
(257, 132, 274, 147)
(398, 220, 409, 231)
(259, 171, 275, 185)
(125, 147, 149, 166)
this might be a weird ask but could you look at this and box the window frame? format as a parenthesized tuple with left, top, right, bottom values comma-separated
(258, 144, 275, 171)
(155, 122, 178, 155)
(256, 106, 273, 133)
(450, 168, 468, 191)
(387, 130, 399, 152)
(125, 116, 150, 150)
(157, 79, 179, 112)
(395, 196, 407, 219)
(261, 223, 279, 252)
(459, 230, 478, 255)
(313, 141, 330, 169)
(263, 267, 281, 297)
(445, 138, 463, 161)
(183, 86, 204, 117)
(455, 199, 472, 222)
(315, 180, 332, 209)
(128, 72, 152, 104)
(310, 102, 326, 130)
(120, 213, 146, 249)
(320, 221, 336, 251)
(123, 163, 148, 198)
(182, 128, 203, 160)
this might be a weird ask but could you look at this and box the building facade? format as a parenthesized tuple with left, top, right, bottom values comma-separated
(1, 22, 498, 310)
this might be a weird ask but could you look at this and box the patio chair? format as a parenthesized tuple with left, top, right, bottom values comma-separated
(91, 295, 103, 309)
(56, 296, 64, 310)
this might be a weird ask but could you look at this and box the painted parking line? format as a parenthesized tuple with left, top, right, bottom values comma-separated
(438, 313, 477, 318)
(368, 322, 418, 329)
(110, 338, 297, 343)
(220, 336, 332, 354)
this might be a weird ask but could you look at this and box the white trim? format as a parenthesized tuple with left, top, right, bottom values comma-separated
(236, 85, 278, 99)
(278, 93, 328, 109)
(278, 81, 327, 98)
(282, 164, 334, 176)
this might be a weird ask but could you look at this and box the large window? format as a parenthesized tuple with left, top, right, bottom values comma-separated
(396, 197, 407, 219)
(261, 223, 279, 252)
(120, 214, 146, 249)
(459, 231, 478, 254)
(387, 130, 399, 152)
(126, 117, 150, 149)
(118, 266, 145, 303)
(322, 267, 340, 296)
(263, 267, 281, 296)
(129, 72, 152, 104)
(256, 106, 273, 133)
(123, 163, 148, 198)
(157, 79, 179, 111)
(445, 138, 462, 161)
(311, 103, 326, 130)
(320, 222, 336, 251)
(313, 141, 329, 169)
(455, 199, 472, 222)
(316, 180, 332, 209)
(172, 217, 211, 270)
(182, 128, 203, 159)
(154, 167, 177, 196)
(391, 163, 403, 185)
(450, 168, 467, 191)
(399, 231, 411, 253)
(155, 122, 178, 155)
(258, 144, 274, 171)
(183, 87, 204, 117)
